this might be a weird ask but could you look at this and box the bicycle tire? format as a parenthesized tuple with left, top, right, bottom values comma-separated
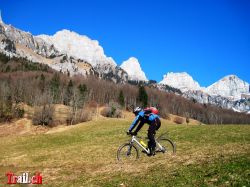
(117, 143, 139, 161)
(156, 138, 176, 155)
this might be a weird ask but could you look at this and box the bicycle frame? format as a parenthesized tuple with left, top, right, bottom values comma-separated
(130, 136, 150, 154)
(130, 135, 164, 154)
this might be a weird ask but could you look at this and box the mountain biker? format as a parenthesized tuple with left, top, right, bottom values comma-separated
(127, 106, 161, 156)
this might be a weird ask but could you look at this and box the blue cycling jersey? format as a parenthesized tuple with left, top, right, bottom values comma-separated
(148, 113, 159, 121)
(128, 111, 160, 131)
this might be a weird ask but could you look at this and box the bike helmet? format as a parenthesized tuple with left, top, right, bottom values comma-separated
(133, 106, 142, 115)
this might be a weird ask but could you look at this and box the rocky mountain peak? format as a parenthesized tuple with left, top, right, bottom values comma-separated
(36, 29, 128, 83)
(0, 20, 128, 83)
(36, 29, 117, 67)
(206, 74, 249, 100)
(222, 75, 239, 81)
(159, 72, 202, 92)
(120, 57, 148, 81)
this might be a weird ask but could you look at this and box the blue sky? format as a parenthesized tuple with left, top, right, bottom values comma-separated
(0, 0, 249, 86)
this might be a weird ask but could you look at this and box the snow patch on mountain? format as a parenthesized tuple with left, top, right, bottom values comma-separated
(120, 57, 148, 81)
(183, 90, 250, 112)
(159, 72, 203, 92)
(36, 30, 116, 67)
(232, 107, 241, 113)
(206, 75, 249, 100)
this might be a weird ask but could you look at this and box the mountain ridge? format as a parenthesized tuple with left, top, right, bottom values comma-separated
(206, 74, 249, 100)
(0, 19, 128, 83)
(159, 72, 250, 112)
(0, 17, 249, 112)
(159, 72, 203, 92)
(159, 72, 249, 100)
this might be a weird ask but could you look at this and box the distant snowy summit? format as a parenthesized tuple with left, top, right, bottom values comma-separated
(120, 57, 148, 82)
(159, 72, 250, 112)
(159, 72, 249, 100)
(206, 75, 249, 100)
(37, 30, 117, 67)
(0, 14, 128, 83)
(36, 30, 129, 83)
(159, 72, 203, 92)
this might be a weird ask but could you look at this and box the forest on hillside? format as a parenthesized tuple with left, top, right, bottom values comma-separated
(0, 52, 250, 125)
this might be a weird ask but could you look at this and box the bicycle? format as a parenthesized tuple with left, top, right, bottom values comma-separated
(117, 133, 176, 161)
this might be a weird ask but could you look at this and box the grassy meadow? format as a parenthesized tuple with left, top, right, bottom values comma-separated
(0, 118, 249, 186)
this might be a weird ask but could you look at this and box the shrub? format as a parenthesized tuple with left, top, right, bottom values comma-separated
(32, 105, 55, 126)
(0, 111, 13, 122)
(161, 112, 171, 120)
(174, 116, 184, 124)
(87, 100, 98, 108)
(165, 113, 171, 120)
(101, 102, 122, 118)
(158, 107, 171, 120)
(0, 101, 26, 122)
(66, 109, 91, 125)
(13, 107, 25, 118)
(0, 99, 13, 122)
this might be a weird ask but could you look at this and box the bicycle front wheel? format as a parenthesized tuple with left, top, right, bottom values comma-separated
(117, 143, 139, 161)
(156, 138, 176, 155)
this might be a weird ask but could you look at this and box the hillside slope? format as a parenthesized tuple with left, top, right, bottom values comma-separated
(0, 118, 249, 186)
(1, 52, 250, 125)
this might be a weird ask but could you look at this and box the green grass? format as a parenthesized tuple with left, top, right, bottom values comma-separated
(0, 119, 249, 186)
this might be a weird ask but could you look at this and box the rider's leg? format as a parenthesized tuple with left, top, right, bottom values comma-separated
(155, 117, 161, 131)
(147, 124, 156, 155)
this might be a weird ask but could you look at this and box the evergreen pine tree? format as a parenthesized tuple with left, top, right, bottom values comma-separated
(78, 84, 87, 108)
(64, 80, 74, 105)
(50, 74, 60, 103)
(138, 85, 148, 107)
(118, 90, 125, 107)
(39, 74, 46, 93)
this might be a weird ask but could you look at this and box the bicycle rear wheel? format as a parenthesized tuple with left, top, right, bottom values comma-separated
(117, 143, 139, 161)
(156, 138, 176, 155)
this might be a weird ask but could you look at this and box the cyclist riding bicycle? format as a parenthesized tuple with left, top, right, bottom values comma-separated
(127, 106, 161, 156)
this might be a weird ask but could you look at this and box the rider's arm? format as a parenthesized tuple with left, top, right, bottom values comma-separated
(134, 120, 145, 134)
(128, 115, 141, 131)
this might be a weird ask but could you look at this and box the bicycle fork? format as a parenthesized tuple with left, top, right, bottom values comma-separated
(156, 141, 166, 153)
